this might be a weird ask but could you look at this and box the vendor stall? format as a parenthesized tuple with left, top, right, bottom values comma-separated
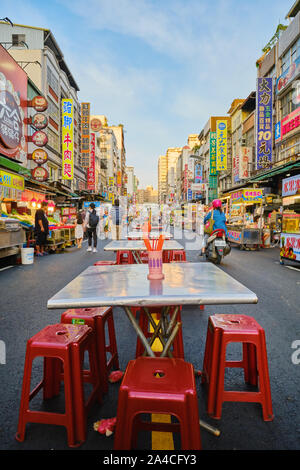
(226, 188, 263, 250)
(280, 174, 300, 265)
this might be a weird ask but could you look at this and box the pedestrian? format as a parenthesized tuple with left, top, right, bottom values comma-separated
(111, 199, 122, 240)
(34, 201, 49, 256)
(84, 203, 99, 252)
(203, 199, 227, 249)
(75, 211, 84, 248)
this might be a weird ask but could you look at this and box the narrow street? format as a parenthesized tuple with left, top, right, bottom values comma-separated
(0, 236, 299, 452)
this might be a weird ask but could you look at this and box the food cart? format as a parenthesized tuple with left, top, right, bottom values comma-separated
(226, 188, 263, 250)
(280, 174, 300, 265)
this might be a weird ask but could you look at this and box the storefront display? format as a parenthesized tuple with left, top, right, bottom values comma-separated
(226, 188, 263, 250)
(280, 174, 300, 264)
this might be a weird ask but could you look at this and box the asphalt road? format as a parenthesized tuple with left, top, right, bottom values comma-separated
(0, 232, 299, 455)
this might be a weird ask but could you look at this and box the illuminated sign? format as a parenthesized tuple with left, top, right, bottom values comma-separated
(62, 99, 74, 180)
(216, 121, 227, 170)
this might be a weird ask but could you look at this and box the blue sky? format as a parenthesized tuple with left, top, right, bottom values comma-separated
(3, 0, 292, 187)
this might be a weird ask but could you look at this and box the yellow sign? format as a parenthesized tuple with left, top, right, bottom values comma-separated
(62, 99, 74, 180)
(0, 170, 24, 190)
(231, 188, 263, 204)
(216, 120, 227, 171)
(109, 177, 114, 186)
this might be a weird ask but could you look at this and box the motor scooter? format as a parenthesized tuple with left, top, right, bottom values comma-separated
(205, 228, 231, 264)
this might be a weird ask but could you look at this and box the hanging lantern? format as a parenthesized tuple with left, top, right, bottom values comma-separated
(31, 198, 37, 208)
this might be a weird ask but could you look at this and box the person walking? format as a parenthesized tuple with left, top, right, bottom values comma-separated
(84, 203, 99, 252)
(34, 201, 49, 256)
(75, 211, 84, 248)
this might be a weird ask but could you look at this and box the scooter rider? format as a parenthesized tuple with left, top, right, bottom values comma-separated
(203, 199, 227, 247)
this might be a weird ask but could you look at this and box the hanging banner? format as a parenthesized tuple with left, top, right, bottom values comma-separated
(209, 132, 217, 175)
(239, 147, 250, 179)
(81, 102, 90, 167)
(216, 121, 227, 171)
(256, 77, 273, 169)
(62, 99, 74, 180)
(195, 163, 202, 182)
(87, 132, 96, 191)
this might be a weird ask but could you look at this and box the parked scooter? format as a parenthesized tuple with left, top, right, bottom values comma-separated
(205, 228, 231, 264)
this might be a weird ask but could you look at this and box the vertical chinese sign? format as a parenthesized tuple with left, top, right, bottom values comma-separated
(256, 77, 273, 169)
(216, 120, 227, 171)
(239, 147, 250, 179)
(81, 102, 90, 168)
(62, 99, 73, 180)
(87, 132, 95, 191)
(209, 132, 217, 175)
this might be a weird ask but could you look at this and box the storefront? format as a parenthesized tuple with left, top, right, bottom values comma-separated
(280, 173, 300, 264)
(226, 188, 263, 249)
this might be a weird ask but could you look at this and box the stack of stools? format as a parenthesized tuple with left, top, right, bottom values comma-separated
(201, 314, 274, 421)
(15, 323, 101, 447)
(60, 307, 119, 394)
(135, 306, 184, 359)
(114, 357, 202, 450)
(117, 250, 134, 264)
(170, 250, 186, 262)
(94, 261, 116, 266)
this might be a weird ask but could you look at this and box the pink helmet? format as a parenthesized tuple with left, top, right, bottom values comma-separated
(212, 199, 222, 209)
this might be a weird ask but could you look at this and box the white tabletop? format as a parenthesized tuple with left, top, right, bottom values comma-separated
(127, 231, 173, 239)
(47, 262, 258, 309)
(104, 240, 183, 251)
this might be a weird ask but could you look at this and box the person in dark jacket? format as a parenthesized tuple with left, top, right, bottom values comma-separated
(84, 203, 99, 252)
(35, 201, 49, 256)
(111, 199, 122, 240)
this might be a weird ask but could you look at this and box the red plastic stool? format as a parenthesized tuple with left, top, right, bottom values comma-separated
(114, 357, 201, 450)
(169, 250, 186, 262)
(117, 250, 134, 264)
(163, 250, 170, 263)
(15, 323, 101, 447)
(135, 306, 184, 358)
(94, 261, 116, 266)
(139, 250, 149, 263)
(60, 307, 119, 394)
(202, 314, 274, 421)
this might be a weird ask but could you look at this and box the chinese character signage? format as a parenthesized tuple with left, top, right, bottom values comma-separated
(282, 174, 300, 197)
(280, 233, 300, 262)
(195, 163, 202, 183)
(216, 121, 227, 171)
(209, 132, 217, 175)
(256, 77, 273, 169)
(231, 188, 263, 204)
(276, 55, 300, 95)
(81, 102, 90, 168)
(62, 99, 74, 180)
(239, 147, 250, 179)
(87, 132, 95, 191)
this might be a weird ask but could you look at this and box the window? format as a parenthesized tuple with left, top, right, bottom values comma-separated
(47, 128, 59, 152)
(47, 66, 59, 95)
(12, 34, 26, 46)
(47, 99, 59, 124)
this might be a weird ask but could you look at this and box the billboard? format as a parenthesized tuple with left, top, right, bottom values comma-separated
(87, 132, 95, 191)
(62, 99, 74, 180)
(81, 102, 90, 167)
(209, 131, 217, 175)
(0, 45, 28, 163)
(256, 77, 273, 169)
(216, 121, 227, 170)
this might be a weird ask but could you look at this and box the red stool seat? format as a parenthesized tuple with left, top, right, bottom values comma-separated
(60, 307, 119, 394)
(16, 323, 101, 447)
(202, 314, 274, 421)
(169, 250, 186, 262)
(135, 306, 184, 358)
(114, 357, 202, 450)
(117, 250, 134, 264)
(94, 261, 116, 266)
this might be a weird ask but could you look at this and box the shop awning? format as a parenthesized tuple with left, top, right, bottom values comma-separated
(0, 155, 31, 177)
(249, 161, 300, 182)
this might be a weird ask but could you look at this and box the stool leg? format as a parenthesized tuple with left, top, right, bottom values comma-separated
(243, 343, 258, 386)
(257, 331, 274, 421)
(213, 335, 227, 419)
(15, 346, 33, 442)
(107, 313, 120, 370)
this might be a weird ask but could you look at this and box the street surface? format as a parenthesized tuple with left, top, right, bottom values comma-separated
(0, 233, 299, 452)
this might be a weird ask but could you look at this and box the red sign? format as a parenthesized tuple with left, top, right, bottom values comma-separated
(32, 130, 48, 147)
(0, 45, 28, 161)
(31, 166, 49, 182)
(31, 95, 48, 112)
(31, 148, 48, 165)
(32, 113, 48, 130)
(90, 118, 102, 132)
(87, 132, 96, 191)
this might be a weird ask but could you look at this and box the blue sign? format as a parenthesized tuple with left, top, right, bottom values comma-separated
(275, 121, 281, 143)
(256, 77, 273, 169)
(83, 201, 101, 208)
(187, 189, 193, 201)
